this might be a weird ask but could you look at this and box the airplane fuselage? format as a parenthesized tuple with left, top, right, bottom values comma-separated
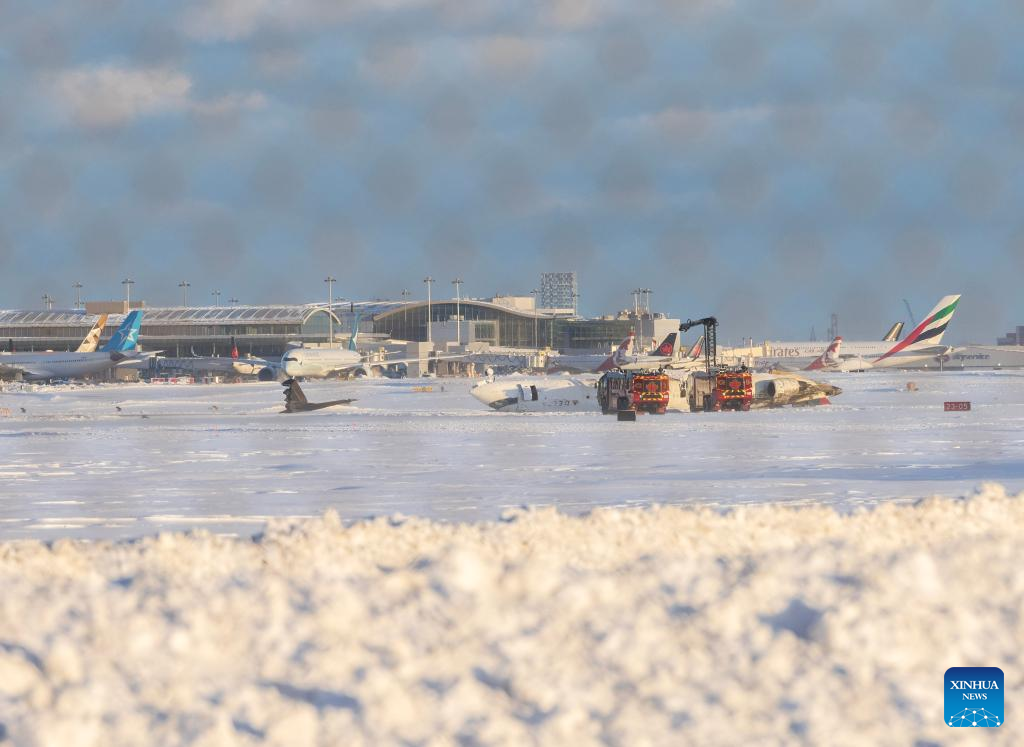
(0, 352, 125, 380)
(471, 376, 600, 412)
(723, 341, 950, 369)
(281, 348, 362, 379)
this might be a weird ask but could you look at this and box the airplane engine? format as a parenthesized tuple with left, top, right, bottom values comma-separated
(758, 377, 802, 401)
(258, 365, 285, 382)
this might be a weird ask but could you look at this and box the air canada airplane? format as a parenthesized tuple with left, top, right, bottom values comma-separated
(0, 311, 144, 381)
(728, 295, 962, 370)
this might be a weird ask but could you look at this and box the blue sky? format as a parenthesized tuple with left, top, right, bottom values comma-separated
(1, 0, 1022, 342)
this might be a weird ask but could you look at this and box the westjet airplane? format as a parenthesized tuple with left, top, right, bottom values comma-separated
(728, 295, 961, 370)
(0, 311, 144, 381)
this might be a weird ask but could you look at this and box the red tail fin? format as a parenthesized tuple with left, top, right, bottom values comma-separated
(653, 332, 676, 357)
(804, 336, 841, 371)
(597, 332, 634, 372)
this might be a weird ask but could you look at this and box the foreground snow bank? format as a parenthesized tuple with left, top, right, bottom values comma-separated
(1, 487, 1021, 746)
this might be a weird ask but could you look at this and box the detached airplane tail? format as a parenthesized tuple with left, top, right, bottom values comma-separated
(653, 332, 676, 357)
(882, 322, 904, 342)
(874, 295, 961, 363)
(805, 336, 842, 370)
(282, 378, 355, 413)
(283, 378, 309, 409)
(75, 314, 109, 353)
(100, 310, 144, 353)
(597, 332, 634, 372)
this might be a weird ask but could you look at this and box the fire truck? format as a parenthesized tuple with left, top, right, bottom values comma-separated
(597, 369, 671, 415)
(679, 316, 754, 412)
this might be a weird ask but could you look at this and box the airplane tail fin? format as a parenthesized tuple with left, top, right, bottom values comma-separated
(685, 335, 705, 360)
(875, 295, 960, 363)
(805, 336, 842, 370)
(283, 378, 308, 411)
(100, 311, 144, 352)
(882, 322, 904, 342)
(348, 313, 360, 352)
(597, 331, 634, 372)
(75, 314, 108, 353)
(231, 335, 239, 360)
(653, 332, 676, 357)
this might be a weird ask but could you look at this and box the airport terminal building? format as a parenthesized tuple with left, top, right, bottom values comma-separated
(0, 298, 678, 358)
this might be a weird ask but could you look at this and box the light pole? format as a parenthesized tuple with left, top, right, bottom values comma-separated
(42, 293, 53, 310)
(179, 280, 190, 306)
(229, 297, 239, 306)
(122, 278, 134, 305)
(211, 289, 221, 306)
(324, 276, 337, 345)
(423, 276, 434, 344)
(451, 278, 463, 345)
(531, 288, 540, 350)
(401, 289, 410, 338)
(572, 290, 580, 318)
(72, 282, 83, 310)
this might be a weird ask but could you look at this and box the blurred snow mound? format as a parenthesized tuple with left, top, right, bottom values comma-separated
(0, 484, 1021, 745)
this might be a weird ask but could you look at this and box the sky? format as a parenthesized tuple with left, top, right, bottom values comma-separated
(0, 0, 1022, 343)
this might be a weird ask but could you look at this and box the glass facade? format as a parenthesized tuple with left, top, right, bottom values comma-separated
(374, 302, 556, 348)
(0, 303, 639, 355)
(372, 302, 635, 351)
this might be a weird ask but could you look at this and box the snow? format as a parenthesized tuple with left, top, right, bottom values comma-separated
(0, 486, 1020, 744)
(1, 372, 1021, 744)
(2, 370, 1024, 539)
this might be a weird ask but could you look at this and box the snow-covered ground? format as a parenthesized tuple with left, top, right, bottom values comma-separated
(1, 372, 1021, 744)
(1, 370, 1024, 539)
(0, 488, 1020, 745)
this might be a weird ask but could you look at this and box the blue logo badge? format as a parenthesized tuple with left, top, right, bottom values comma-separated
(945, 667, 1003, 727)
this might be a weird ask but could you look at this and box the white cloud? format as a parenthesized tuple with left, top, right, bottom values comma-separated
(50, 64, 265, 128)
(191, 91, 268, 118)
(181, 0, 435, 42)
(620, 105, 771, 141)
(52, 66, 192, 128)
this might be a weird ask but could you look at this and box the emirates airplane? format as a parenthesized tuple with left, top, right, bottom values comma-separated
(726, 295, 961, 370)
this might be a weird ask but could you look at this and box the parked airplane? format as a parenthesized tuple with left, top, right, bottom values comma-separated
(727, 295, 961, 369)
(545, 333, 634, 374)
(0, 311, 144, 381)
(803, 337, 874, 372)
(75, 314, 109, 352)
(882, 322, 904, 342)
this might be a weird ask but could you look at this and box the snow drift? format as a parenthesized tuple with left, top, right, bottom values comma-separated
(0, 485, 1021, 745)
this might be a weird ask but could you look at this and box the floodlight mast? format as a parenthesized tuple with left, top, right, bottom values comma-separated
(679, 316, 718, 374)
